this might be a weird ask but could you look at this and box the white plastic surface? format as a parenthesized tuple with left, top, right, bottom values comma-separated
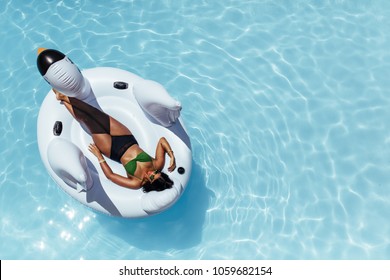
(133, 79, 182, 127)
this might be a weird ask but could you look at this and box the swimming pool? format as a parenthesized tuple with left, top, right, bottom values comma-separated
(1, 0, 389, 260)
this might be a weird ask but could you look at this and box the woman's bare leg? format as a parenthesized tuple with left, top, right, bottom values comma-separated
(56, 90, 131, 134)
(57, 91, 132, 157)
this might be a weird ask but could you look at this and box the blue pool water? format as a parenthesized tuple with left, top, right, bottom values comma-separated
(1, 0, 390, 260)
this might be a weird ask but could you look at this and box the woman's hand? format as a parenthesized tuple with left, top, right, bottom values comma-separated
(168, 155, 176, 172)
(88, 143, 103, 160)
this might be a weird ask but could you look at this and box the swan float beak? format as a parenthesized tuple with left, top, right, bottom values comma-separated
(37, 47, 47, 55)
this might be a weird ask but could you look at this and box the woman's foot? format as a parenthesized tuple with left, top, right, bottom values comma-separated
(53, 88, 70, 103)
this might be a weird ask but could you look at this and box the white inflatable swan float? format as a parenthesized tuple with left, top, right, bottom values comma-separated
(36, 48, 192, 218)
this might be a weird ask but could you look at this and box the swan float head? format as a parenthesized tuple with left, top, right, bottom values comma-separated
(37, 48, 92, 99)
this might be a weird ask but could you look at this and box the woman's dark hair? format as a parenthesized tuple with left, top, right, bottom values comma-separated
(142, 172, 174, 193)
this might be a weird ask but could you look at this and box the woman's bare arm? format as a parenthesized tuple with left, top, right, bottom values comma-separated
(153, 137, 176, 172)
(88, 143, 141, 189)
(99, 160, 141, 189)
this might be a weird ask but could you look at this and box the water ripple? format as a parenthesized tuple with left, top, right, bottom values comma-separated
(1, 0, 390, 260)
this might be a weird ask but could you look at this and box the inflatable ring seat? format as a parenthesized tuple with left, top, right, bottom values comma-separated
(37, 49, 192, 218)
